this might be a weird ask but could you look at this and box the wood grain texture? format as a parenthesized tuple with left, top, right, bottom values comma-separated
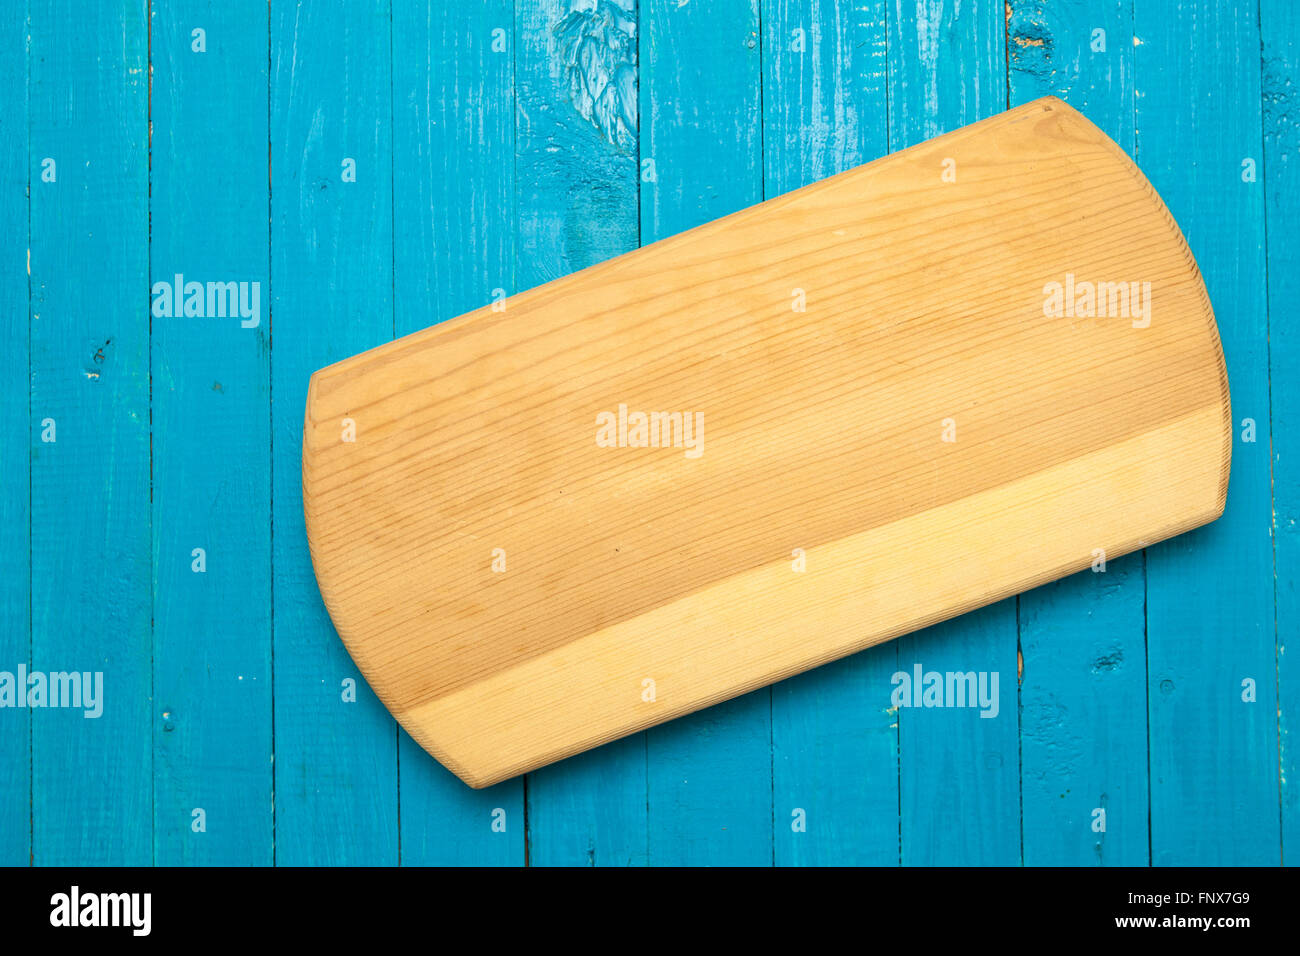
(391, 0, 525, 866)
(151, 0, 272, 866)
(303, 97, 1230, 790)
(1134, 0, 1280, 866)
(1009, 0, 1150, 866)
(763, 0, 901, 867)
(29, 0, 152, 865)
(270, 0, 398, 864)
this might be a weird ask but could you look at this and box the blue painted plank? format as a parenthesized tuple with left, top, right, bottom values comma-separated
(1261, 0, 1299, 863)
(886, 0, 1006, 148)
(0, 2, 30, 867)
(1135, 0, 1279, 865)
(1008, 1, 1150, 866)
(28, 0, 152, 865)
(150, 0, 273, 867)
(1019, 563, 1149, 864)
(762, 0, 890, 194)
(762, 0, 901, 867)
(640, 0, 772, 866)
(270, 0, 399, 865)
(887, 0, 1020, 866)
(390, 0, 525, 866)
(515, 0, 648, 868)
(517, 0, 639, 283)
(1007, 0, 1134, 146)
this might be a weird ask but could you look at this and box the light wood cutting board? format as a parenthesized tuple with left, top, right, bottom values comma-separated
(302, 97, 1230, 788)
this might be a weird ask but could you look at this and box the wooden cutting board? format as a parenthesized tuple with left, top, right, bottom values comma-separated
(302, 97, 1230, 788)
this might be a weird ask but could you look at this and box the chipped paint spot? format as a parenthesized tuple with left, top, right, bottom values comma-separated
(554, 0, 637, 153)
(1007, 4, 1054, 72)
(83, 338, 112, 380)
(1091, 646, 1124, 673)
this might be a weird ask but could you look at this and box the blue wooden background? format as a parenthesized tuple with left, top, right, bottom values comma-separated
(1, 0, 1295, 866)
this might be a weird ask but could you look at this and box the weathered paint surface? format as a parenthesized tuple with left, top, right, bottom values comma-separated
(0, 0, 31, 869)
(0, 0, 1288, 865)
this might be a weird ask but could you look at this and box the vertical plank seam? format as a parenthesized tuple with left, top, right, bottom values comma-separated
(1130, 0, 1154, 868)
(389, 0, 402, 869)
(1130, 0, 1150, 869)
(1002, 0, 1011, 109)
(638, 0, 650, 872)
(146, 0, 157, 869)
(1255, 0, 1285, 866)
(267, 0, 277, 868)
(883, 0, 902, 869)
(1142, 551, 1151, 865)
(24, 0, 33, 868)
(992, 0, 1015, 868)
(758, 0, 767, 203)
(1004, 0, 1024, 871)
(635, 0, 643, 249)
(756, 0, 775, 870)
(513, 0, 531, 870)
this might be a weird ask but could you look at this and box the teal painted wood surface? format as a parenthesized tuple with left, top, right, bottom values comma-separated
(269, 0, 398, 865)
(0, 2, 30, 868)
(1261, 0, 1298, 862)
(763, 0, 901, 866)
(515, 0, 648, 867)
(1134, 0, 1280, 866)
(4, 0, 1295, 867)
(28, 0, 152, 865)
(151, 0, 272, 866)
(1008, 0, 1150, 866)
(390, 0, 525, 866)
(888, 0, 1021, 867)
